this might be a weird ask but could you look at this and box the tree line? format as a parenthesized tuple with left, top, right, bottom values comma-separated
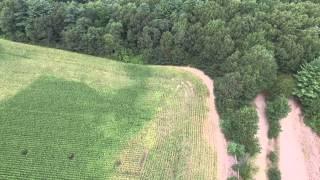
(1, 0, 320, 179)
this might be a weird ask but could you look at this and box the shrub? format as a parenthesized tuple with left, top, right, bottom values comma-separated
(294, 58, 320, 100)
(222, 106, 260, 155)
(307, 116, 320, 134)
(228, 142, 245, 159)
(269, 74, 295, 98)
(227, 176, 238, 180)
(294, 57, 320, 133)
(267, 151, 278, 165)
(267, 167, 281, 180)
(215, 72, 244, 112)
(233, 158, 257, 180)
(266, 96, 290, 139)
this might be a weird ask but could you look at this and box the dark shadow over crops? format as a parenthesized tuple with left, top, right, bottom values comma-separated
(0, 67, 157, 179)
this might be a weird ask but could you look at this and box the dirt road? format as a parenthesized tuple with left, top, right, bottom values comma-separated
(254, 95, 320, 180)
(279, 100, 320, 180)
(180, 67, 234, 180)
(254, 95, 270, 180)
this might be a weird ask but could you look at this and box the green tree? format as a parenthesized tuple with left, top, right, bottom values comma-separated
(268, 167, 281, 180)
(294, 57, 320, 133)
(228, 142, 245, 159)
(160, 31, 174, 64)
(222, 106, 260, 155)
(269, 74, 295, 98)
(266, 96, 290, 138)
(228, 142, 245, 179)
(198, 20, 234, 76)
(239, 45, 278, 101)
(0, 0, 28, 41)
(274, 35, 304, 73)
(233, 158, 257, 180)
(25, 0, 66, 44)
(215, 72, 244, 111)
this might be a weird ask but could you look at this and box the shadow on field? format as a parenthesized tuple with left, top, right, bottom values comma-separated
(0, 65, 157, 179)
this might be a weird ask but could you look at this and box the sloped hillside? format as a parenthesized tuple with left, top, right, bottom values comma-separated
(0, 39, 217, 179)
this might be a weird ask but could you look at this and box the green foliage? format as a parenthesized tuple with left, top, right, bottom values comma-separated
(267, 151, 279, 165)
(227, 176, 238, 180)
(268, 152, 278, 164)
(267, 151, 281, 180)
(268, 167, 281, 180)
(294, 57, 320, 133)
(266, 96, 290, 138)
(269, 74, 295, 98)
(233, 158, 257, 180)
(1, 0, 319, 72)
(215, 72, 244, 111)
(128, 55, 145, 65)
(239, 45, 278, 100)
(228, 142, 245, 159)
(222, 106, 260, 155)
(0, 0, 28, 41)
(215, 45, 277, 114)
(294, 58, 320, 100)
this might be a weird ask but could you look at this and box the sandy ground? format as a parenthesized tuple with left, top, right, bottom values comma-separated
(254, 95, 270, 180)
(180, 67, 234, 180)
(254, 95, 320, 180)
(279, 100, 320, 180)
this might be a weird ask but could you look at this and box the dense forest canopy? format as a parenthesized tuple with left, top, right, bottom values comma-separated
(1, 0, 320, 179)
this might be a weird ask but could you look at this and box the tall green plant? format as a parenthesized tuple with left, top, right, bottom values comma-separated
(266, 96, 290, 139)
(294, 57, 320, 133)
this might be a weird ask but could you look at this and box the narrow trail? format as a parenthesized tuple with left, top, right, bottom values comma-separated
(279, 100, 320, 180)
(179, 67, 233, 180)
(254, 95, 270, 180)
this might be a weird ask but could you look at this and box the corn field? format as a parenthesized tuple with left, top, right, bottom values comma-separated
(0, 39, 216, 179)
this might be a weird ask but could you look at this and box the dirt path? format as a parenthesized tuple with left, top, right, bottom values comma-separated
(254, 95, 270, 180)
(279, 100, 320, 180)
(254, 95, 320, 180)
(179, 67, 233, 180)
(174, 69, 320, 180)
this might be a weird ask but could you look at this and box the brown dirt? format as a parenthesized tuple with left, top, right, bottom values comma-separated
(254, 94, 270, 180)
(179, 67, 234, 180)
(254, 95, 320, 180)
(170, 68, 320, 180)
(279, 100, 320, 180)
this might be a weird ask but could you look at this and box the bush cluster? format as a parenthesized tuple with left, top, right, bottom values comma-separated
(267, 151, 278, 165)
(294, 58, 320, 134)
(266, 96, 290, 139)
(268, 167, 281, 180)
(269, 74, 295, 98)
(222, 106, 260, 156)
(267, 151, 281, 180)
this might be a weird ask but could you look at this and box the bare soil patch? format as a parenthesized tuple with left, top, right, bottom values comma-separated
(254, 95, 320, 180)
(254, 95, 270, 180)
(279, 100, 320, 180)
